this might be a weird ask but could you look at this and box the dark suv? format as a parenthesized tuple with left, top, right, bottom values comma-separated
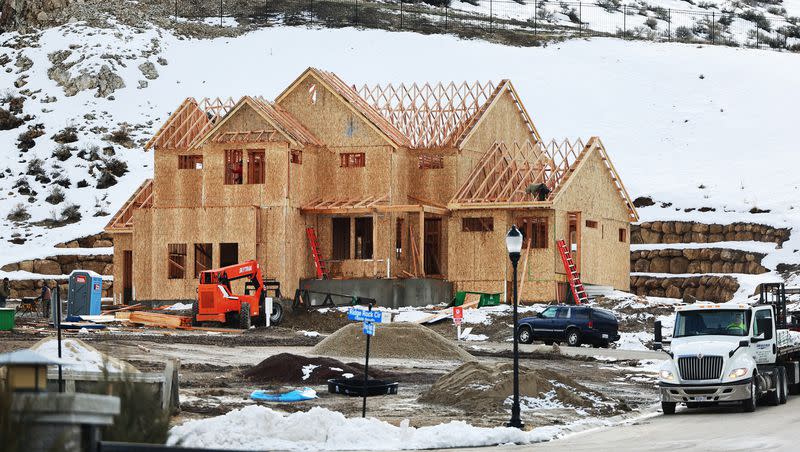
(516, 305, 620, 347)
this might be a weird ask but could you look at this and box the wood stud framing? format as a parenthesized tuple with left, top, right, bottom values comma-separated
(145, 97, 235, 151)
(105, 179, 154, 231)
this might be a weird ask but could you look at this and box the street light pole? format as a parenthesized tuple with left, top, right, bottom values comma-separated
(506, 225, 524, 429)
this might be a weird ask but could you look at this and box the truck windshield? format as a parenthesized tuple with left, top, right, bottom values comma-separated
(673, 309, 750, 338)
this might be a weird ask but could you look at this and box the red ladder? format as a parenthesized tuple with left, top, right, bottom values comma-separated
(306, 227, 328, 279)
(556, 239, 588, 305)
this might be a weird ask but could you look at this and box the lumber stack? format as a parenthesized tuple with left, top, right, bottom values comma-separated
(126, 312, 192, 329)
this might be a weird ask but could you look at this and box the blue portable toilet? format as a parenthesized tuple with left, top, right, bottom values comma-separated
(67, 270, 103, 317)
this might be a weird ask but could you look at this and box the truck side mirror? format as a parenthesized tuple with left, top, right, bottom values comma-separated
(654, 320, 663, 343)
(756, 318, 773, 340)
(739, 340, 749, 348)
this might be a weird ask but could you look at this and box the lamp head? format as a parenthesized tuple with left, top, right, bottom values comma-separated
(506, 225, 523, 258)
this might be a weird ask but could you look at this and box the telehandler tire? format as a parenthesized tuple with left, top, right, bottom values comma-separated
(270, 300, 284, 326)
(191, 301, 200, 327)
(661, 402, 676, 415)
(239, 302, 251, 330)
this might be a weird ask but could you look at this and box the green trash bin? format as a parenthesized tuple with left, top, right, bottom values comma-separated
(0, 308, 15, 331)
(453, 291, 501, 308)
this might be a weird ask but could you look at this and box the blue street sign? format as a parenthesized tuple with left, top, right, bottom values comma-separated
(363, 321, 375, 336)
(348, 308, 383, 323)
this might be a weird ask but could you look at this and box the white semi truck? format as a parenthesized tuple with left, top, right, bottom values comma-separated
(655, 284, 800, 414)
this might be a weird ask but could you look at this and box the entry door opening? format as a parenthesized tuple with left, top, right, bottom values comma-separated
(424, 218, 442, 276)
(123, 250, 133, 304)
(568, 212, 581, 273)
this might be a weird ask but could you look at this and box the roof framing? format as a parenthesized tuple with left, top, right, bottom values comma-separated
(301, 195, 448, 216)
(144, 98, 235, 151)
(104, 179, 153, 232)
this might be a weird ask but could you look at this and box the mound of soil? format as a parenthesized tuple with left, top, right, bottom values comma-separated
(243, 353, 391, 384)
(311, 322, 475, 361)
(419, 361, 618, 414)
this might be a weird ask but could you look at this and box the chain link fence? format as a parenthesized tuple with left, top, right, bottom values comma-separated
(170, 0, 800, 51)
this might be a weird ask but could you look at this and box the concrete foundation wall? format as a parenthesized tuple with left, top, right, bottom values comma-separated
(299, 278, 453, 308)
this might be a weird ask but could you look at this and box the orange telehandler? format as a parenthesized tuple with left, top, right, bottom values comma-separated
(193, 260, 283, 329)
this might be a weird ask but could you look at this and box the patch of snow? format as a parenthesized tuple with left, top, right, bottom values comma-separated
(301, 364, 319, 381)
(33, 338, 130, 373)
(464, 333, 488, 341)
(299, 330, 321, 337)
(165, 302, 193, 311)
(168, 406, 561, 450)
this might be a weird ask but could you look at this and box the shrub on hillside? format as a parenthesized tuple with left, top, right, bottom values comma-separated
(26, 158, 45, 177)
(54, 177, 72, 189)
(675, 25, 694, 41)
(107, 125, 133, 148)
(103, 157, 128, 177)
(96, 172, 117, 189)
(45, 187, 65, 205)
(17, 124, 45, 151)
(739, 10, 771, 31)
(77, 179, 89, 188)
(52, 144, 76, 161)
(13, 177, 31, 195)
(6, 203, 30, 222)
(60, 204, 82, 224)
(51, 126, 79, 144)
(0, 107, 23, 130)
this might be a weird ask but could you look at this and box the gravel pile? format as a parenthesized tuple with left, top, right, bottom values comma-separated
(243, 353, 391, 385)
(419, 361, 618, 413)
(311, 322, 475, 361)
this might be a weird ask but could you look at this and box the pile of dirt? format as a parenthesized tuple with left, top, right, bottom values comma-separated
(243, 353, 391, 385)
(419, 361, 620, 414)
(311, 322, 475, 361)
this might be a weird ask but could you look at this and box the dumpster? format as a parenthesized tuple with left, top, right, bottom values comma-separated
(453, 291, 501, 308)
(0, 308, 14, 331)
(67, 270, 103, 317)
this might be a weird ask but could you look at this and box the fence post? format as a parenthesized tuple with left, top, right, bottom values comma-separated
(668, 9, 671, 42)
(623, 5, 626, 38)
(756, 23, 759, 48)
(219, 0, 223, 27)
(490, 0, 493, 33)
(174, 0, 177, 21)
(579, 2, 582, 37)
(533, 0, 537, 37)
(400, 0, 403, 29)
(711, 12, 715, 44)
(310, 0, 314, 25)
(445, 5, 448, 30)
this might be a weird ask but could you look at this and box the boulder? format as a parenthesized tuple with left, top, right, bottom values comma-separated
(670, 257, 690, 274)
(650, 257, 670, 273)
(634, 259, 650, 272)
(33, 259, 61, 275)
(94, 239, 113, 248)
(665, 285, 681, 299)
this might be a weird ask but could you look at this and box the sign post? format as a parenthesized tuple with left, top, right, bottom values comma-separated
(453, 306, 463, 340)
(347, 304, 383, 418)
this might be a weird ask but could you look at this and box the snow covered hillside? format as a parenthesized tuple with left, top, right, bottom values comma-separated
(1, 20, 798, 294)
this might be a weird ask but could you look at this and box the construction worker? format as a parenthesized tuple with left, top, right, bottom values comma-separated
(727, 311, 747, 334)
(40, 281, 52, 315)
(0, 278, 10, 308)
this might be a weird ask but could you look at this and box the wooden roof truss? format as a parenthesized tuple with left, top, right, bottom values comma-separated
(358, 80, 498, 149)
(212, 129, 282, 144)
(450, 138, 585, 205)
(104, 179, 153, 232)
(145, 97, 235, 151)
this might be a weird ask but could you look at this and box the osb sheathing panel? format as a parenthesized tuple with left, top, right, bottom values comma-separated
(132, 206, 258, 301)
(554, 148, 631, 290)
(153, 149, 203, 208)
(289, 148, 320, 207)
(314, 145, 394, 201)
(408, 153, 458, 205)
(109, 232, 132, 302)
(391, 150, 410, 204)
(278, 75, 392, 148)
(447, 209, 560, 302)
(202, 141, 290, 206)
(460, 90, 538, 154)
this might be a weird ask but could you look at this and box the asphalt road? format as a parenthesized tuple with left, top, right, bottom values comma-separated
(527, 398, 800, 451)
(471, 342, 667, 361)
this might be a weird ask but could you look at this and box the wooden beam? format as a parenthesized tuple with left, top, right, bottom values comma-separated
(418, 210, 425, 277)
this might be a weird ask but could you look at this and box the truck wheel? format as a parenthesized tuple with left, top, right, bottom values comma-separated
(661, 401, 676, 415)
(743, 378, 758, 412)
(270, 300, 284, 326)
(766, 373, 780, 406)
(566, 329, 581, 347)
(191, 300, 200, 327)
(779, 367, 788, 405)
(239, 302, 251, 330)
(518, 326, 533, 344)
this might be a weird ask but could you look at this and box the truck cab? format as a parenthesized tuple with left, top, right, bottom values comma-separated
(657, 302, 798, 414)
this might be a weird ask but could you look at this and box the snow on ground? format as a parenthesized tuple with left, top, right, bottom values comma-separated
(167, 405, 563, 450)
(165, 302, 193, 310)
(33, 338, 134, 373)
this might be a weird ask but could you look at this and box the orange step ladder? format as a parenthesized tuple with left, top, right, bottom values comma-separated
(556, 239, 588, 305)
(306, 227, 329, 279)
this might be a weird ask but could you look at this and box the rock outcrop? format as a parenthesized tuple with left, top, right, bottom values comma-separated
(1, 253, 112, 275)
(6, 278, 112, 299)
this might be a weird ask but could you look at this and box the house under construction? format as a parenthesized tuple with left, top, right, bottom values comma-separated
(105, 67, 638, 305)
